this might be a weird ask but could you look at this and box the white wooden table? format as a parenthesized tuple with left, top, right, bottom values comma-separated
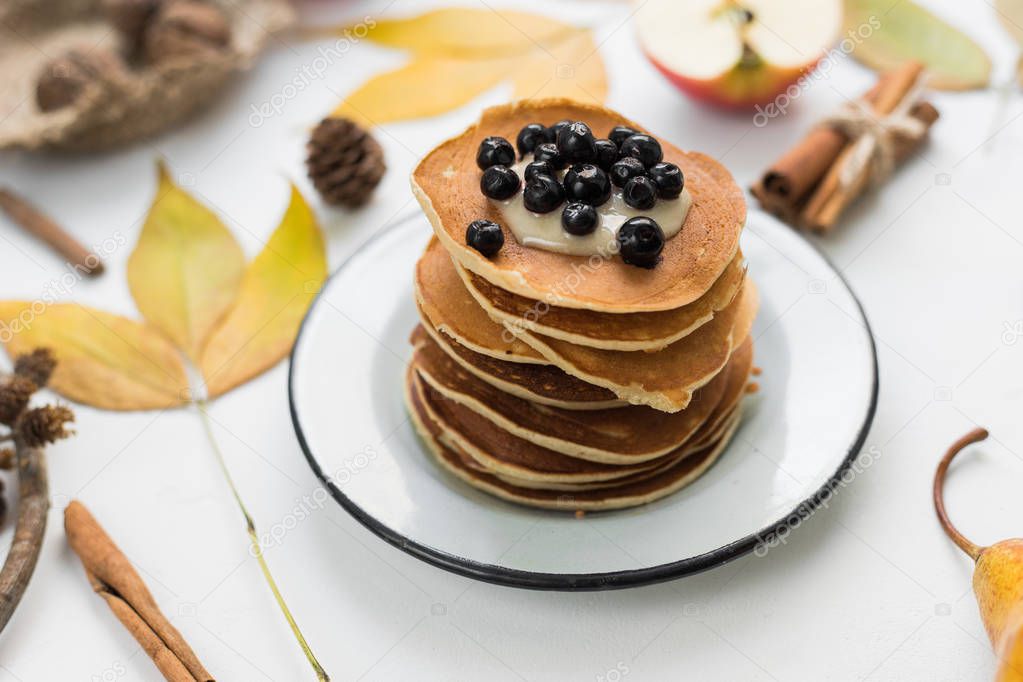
(1, 0, 1021, 679)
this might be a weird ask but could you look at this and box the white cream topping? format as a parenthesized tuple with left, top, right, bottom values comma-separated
(491, 158, 691, 257)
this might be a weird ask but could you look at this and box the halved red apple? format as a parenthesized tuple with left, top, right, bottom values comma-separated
(635, 0, 841, 109)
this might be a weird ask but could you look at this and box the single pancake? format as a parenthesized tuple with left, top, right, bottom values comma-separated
(513, 282, 758, 412)
(414, 323, 624, 410)
(412, 330, 732, 464)
(458, 252, 746, 351)
(412, 98, 746, 313)
(415, 237, 544, 364)
(689, 338, 754, 450)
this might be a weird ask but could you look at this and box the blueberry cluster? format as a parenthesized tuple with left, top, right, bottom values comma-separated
(471, 121, 685, 268)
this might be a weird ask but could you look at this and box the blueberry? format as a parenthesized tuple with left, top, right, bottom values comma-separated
(546, 119, 572, 142)
(516, 123, 547, 158)
(561, 202, 598, 236)
(563, 163, 611, 206)
(619, 134, 663, 168)
(648, 162, 684, 200)
(623, 176, 657, 210)
(617, 217, 664, 268)
(608, 125, 640, 147)
(524, 160, 554, 183)
(593, 139, 618, 171)
(480, 165, 520, 200)
(476, 136, 515, 169)
(533, 142, 566, 170)
(466, 219, 504, 257)
(556, 121, 596, 164)
(609, 157, 647, 188)
(523, 174, 565, 214)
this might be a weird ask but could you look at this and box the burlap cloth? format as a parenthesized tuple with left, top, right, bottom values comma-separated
(0, 0, 293, 152)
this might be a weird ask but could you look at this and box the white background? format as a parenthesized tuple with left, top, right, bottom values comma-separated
(3, 0, 1023, 680)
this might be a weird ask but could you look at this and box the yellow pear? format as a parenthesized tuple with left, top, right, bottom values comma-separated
(935, 428, 1023, 681)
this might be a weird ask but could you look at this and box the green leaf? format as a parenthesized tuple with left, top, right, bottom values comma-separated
(127, 162, 246, 361)
(844, 0, 991, 90)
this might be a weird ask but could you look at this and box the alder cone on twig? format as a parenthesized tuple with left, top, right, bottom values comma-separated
(306, 116, 386, 208)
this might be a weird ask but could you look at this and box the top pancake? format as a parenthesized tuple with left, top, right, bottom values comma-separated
(412, 98, 746, 313)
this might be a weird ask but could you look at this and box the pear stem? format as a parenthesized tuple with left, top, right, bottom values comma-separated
(933, 427, 989, 561)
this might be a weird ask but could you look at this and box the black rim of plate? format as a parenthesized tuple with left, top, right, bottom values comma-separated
(288, 213, 879, 591)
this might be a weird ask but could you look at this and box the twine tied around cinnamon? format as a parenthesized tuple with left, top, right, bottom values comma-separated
(823, 72, 929, 191)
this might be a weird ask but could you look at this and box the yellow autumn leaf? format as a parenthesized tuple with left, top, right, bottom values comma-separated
(335, 54, 516, 126)
(327, 8, 607, 126)
(995, 0, 1023, 44)
(199, 185, 327, 399)
(845, 0, 991, 90)
(0, 302, 189, 410)
(363, 8, 577, 57)
(127, 162, 245, 361)
(512, 31, 607, 105)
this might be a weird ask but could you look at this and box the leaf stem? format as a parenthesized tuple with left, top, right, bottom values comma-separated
(933, 427, 988, 562)
(196, 399, 330, 681)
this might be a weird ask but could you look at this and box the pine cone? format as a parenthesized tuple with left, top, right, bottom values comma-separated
(306, 117, 386, 208)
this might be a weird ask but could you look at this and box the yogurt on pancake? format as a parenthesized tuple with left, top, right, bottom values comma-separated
(491, 158, 691, 258)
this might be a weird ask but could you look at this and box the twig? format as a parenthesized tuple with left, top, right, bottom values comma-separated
(0, 441, 49, 631)
(0, 187, 104, 276)
(0, 350, 68, 634)
(65, 500, 214, 682)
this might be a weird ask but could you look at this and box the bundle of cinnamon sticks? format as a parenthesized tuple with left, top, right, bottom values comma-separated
(752, 61, 939, 234)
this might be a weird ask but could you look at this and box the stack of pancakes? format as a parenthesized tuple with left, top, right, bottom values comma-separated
(404, 100, 758, 512)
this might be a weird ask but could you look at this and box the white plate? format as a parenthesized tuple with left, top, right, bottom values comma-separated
(289, 210, 877, 590)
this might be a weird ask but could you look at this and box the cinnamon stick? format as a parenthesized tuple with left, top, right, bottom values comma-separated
(751, 80, 887, 219)
(64, 501, 214, 682)
(0, 188, 103, 276)
(801, 61, 924, 233)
